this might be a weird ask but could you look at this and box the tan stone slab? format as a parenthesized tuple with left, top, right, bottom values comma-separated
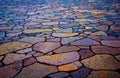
(37, 52, 80, 65)
(87, 71, 120, 78)
(0, 41, 32, 55)
(52, 33, 79, 37)
(58, 61, 82, 71)
(81, 54, 120, 70)
(23, 29, 53, 34)
(0, 26, 12, 30)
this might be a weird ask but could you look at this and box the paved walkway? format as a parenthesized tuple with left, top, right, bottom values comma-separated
(0, 0, 120, 78)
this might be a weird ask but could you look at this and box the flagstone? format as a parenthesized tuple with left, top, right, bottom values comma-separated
(3, 53, 31, 65)
(42, 22, 58, 25)
(0, 26, 12, 30)
(16, 48, 32, 54)
(101, 40, 120, 47)
(33, 42, 61, 53)
(53, 46, 80, 53)
(0, 41, 32, 56)
(19, 37, 45, 44)
(70, 38, 100, 46)
(91, 46, 120, 55)
(23, 57, 37, 66)
(79, 49, 95, 59)
(48, 72, 69, 78)
(55, 28, 73, 32)
(52, 33, 79, 37)
(0, 61, 22, 78)
(91, 31, 107, 36)
(23, 29, 53, 34)
(95, 25, 108, 31)
(81, 54, 120, 70)
(15, 63, 58, 78)
(58, 61, 82, 71)
(87, 71, 120, 78)
(47, 38, 60, 42)
(37, 52, 80, 65)
(61, 37, 83, 44)
(71, 67, 91, 78)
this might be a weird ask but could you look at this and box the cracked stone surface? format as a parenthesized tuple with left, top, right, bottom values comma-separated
(0, 0, 120, 78)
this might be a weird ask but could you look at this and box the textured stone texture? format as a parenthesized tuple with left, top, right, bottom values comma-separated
(87, 71, 120, 78)
(71, 67, 91, 78)
(37, 52, 80, 65)
(0, 41, 32, 55)
(101, 40, 120, 47)
(48, 72, 69, 78)
(52, 33, 79, 37)
(19, 37, 45, 44)
(0, 61, 22, 78)
(53, 46, 80, 53)
(15, 63, 58, 78)
(3, 53, 31, 65)
(58, 61, 82, 71)
(23, 29, 53, 33)
(91, 46, 120, 55)
(33, 42, 61, 53)
(81, 54, 120, 70)
(70, 38, 100, 46)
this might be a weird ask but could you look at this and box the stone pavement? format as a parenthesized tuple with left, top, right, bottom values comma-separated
(0, 0, 120, 78)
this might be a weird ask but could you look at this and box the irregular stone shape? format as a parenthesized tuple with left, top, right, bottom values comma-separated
(42, 22, 58, 25)
(79, 49, 94, 59)
(52, 33, 79, 37)
(110, 25, 120, 32)
(3, 53, 31, 65)
(87, 71, 120, 78)
(115, 55, 120, 61)
(71, 67, 91, 78)
(95, 25, 108, 31)
(23, 57, 37, 66)
(33, 42, 61, 53)
(81, 54, 120, 70)
(85, 26, 93, 30)
(0, 41, 32, 55)
(91, 31, 107, 36)
(53, 46, 80, 53)
(0, 56, 4, 61)
(33, 52, 44, 57)
(47, 38, 60, 42)
(0, 61, 22, 78)
(23, 29, 52, 34)
(37, 52, 80, 65)
(61, 37, 83, 44)
(70, 38, 100, 46)
(16, 48, 32, 54)
(6, 32, 22, 37)
(55, 28, 73, 32)
(101, 40, 120, 47)
(88, 35, 117, 41)
(48, 72, 69, 78)
(19, 37, 45, 44)
(58, 61, 82, 71)
(15, 63, 58, 78)
(0, 26, 12, 30)
(91, 46, 120, 55)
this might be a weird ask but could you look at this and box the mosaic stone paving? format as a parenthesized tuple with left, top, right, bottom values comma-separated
(0, 0, 120, 78)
